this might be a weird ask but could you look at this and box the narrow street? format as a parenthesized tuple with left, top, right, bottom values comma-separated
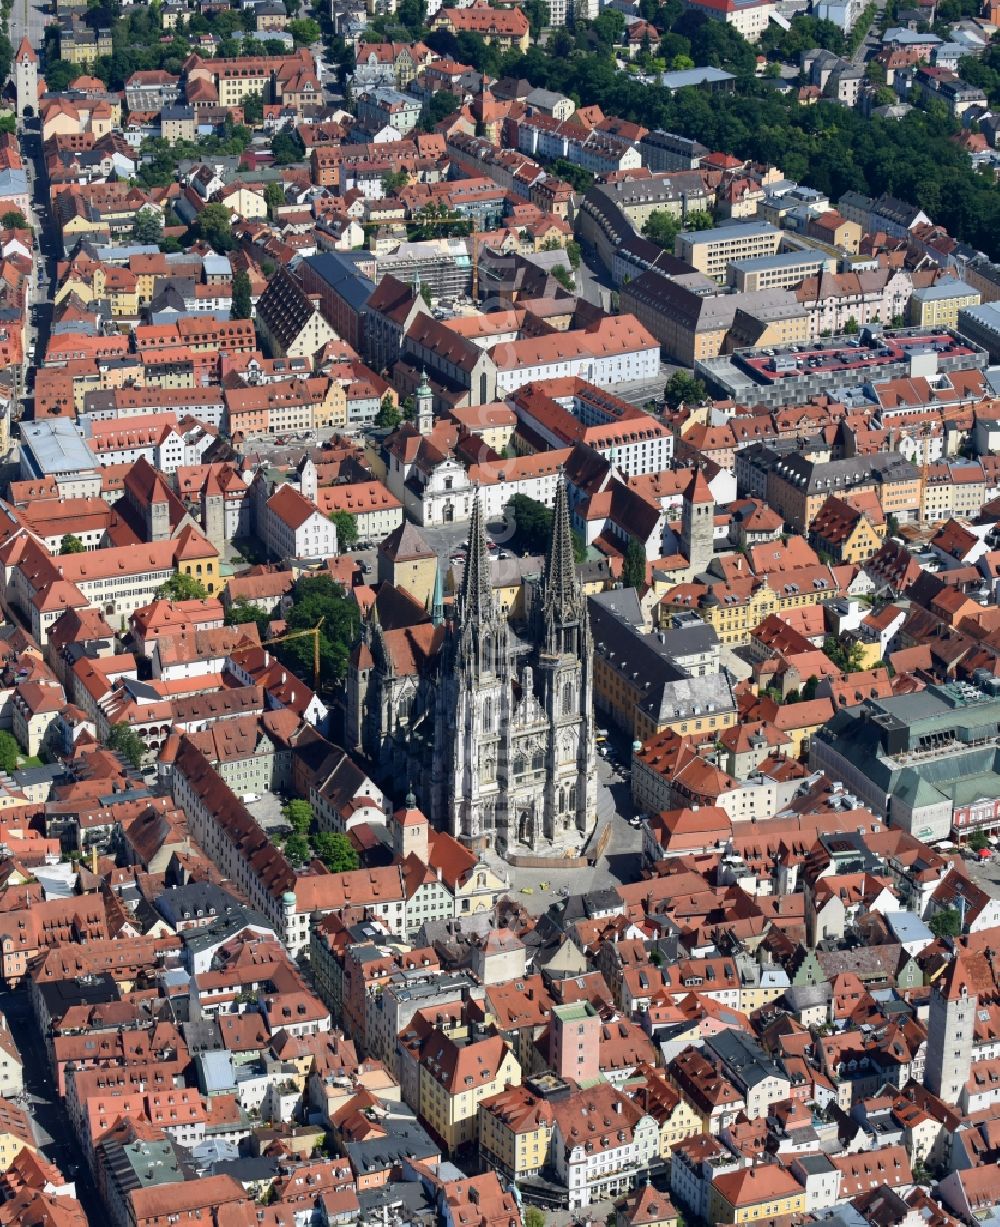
(0, 990, 101, 1219)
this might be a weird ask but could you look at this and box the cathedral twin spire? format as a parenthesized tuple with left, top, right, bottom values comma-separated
(543, 474, 580, 626)
(459, 489, 496, 625)
(457, 475, 582, 643)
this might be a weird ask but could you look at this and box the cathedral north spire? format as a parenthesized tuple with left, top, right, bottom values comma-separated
(542, 474, 583, 652)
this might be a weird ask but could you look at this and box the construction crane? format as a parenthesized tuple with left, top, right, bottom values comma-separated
(265, 617, 324, 693)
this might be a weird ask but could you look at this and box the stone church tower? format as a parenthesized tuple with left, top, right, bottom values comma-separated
(681, 466, 714, 575)
(432, 478, 596, 856)
(925, 953, 976, 1105)
(14, 38, 38, 119)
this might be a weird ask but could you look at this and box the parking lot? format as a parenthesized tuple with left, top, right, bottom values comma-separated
(963, 848, 1000, 898)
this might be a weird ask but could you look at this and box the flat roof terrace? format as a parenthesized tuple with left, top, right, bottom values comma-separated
(736, 331, 978, 386)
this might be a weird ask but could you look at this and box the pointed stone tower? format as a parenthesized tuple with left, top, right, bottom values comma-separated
(430, 560, 444, 627)
(14, 38, 38, 120)
(201, 470, 226, 551)
(299, 456, 318, 502)
(926, 953, 976, 1105)
(535, 474, 597, 845)
(433, 490, 512, 843)
(416, 370, 433, 437)
(681, 465, 714, 575)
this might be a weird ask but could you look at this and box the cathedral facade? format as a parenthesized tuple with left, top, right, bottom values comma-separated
(347, 478, 598, 857)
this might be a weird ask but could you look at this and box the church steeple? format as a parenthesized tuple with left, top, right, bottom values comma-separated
(542, 474, 582, 652)
(430, 560, 444, 627)
(369, 602, 392, 676)
(460, 490, 494, 624)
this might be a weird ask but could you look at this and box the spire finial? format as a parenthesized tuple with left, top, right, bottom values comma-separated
(431, 558, 445, 626)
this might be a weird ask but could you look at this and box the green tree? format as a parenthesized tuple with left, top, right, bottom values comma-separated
(549, 157, 593, 192)
(823, 634, 865, 674)
(684, 209, 714, 232)
(264, 181, 286, 219)
(107, 722, 147, 769)
(565, 240, 582, 269)
(132, 209, 163, 245)
(423, 90, 460, 130)
(508, 494, 554, 555)
(60, 534, 85, 555)
(844, 315, 860, 334)
(288, 17, 321, 43)
(552, 264, 574, 291)
(801, 674, 819, 701)
(664, 370, 706, 409)
(642, 209, 680, 249)
(969, 829, 989, 853)
(43, 60, 80, 92)
(0, 210, 28, 232)
(0, 730, 18, 774)
(156, 572, 210, 601)
(314, 830, 360, 872)
(375, 394, 402, 430)
(928, 906, 962, 938)
(329, 510, 359, 549)
(592, 8, 625, 47)
(284, 832, 310, 864)
(382, 169, 409, 194)
(194, 202, 235, 253)
(225, 597, 272, 636)
(283, 798, 314, 835)
(524, 1209, 546, 1227)
(242, 90, 264, 126)
(397, 0, 427, 34)
(282, 574, 360, 686)
(271, 130, 305, 165)
(231, 269, 253, 320)
(623, 537, 647, 590)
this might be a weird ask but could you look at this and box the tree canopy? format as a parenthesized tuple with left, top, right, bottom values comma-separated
(281, 575, 360, 687)
(132, 209, 163, 245)
(225, 598, 272, 636)
(665, 370, 706, 409)
(329, 510, 359, 549)
(623, 538, 647, 590)
(314, 831, 359, 873)
(157, 572, 210, 601)
(0, 731, 18, 774)
(193, 203, 235, 253)
(60, 534, 85, 555)
(107, 723, 146, 769)
(231, 270, 253, 320)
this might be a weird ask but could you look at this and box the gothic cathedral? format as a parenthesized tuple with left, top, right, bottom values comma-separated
(430, 477, 598, 856)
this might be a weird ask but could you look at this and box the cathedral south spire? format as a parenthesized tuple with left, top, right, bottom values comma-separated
(459, 490, 495, 625)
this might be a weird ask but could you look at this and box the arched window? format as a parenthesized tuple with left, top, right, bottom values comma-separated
(562, 682, 573, 715)
(569, 784, 577, 810)
(483, 698, 492, 732)
(532, 750, 544, 773)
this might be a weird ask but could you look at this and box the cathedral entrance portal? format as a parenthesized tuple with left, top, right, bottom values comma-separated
(443, 503, 454, 523)
(518, 810, 530, 844)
